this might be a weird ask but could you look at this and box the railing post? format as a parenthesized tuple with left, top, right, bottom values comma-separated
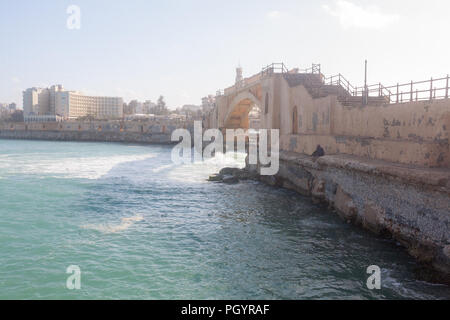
(446, 74, 449, 99)
(410, 81, 413, 102)
(416, 90, 418, 101)
(430, 77, 433, 101)
(396, 83, 399, 104)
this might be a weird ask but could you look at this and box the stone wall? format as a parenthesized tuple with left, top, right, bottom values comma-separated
(0, 129, 175, 144)
(278, 81, 450, 168)
(0, 120, 193, 144)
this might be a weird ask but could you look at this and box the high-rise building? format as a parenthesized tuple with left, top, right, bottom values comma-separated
(143, 100, 156, 114)
(23, 85, 123, 122)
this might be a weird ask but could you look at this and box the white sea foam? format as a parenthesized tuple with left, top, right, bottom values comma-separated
(152, 163, 175, 173)
(82, 215, 144, 234)
(0, 154, 155, 179)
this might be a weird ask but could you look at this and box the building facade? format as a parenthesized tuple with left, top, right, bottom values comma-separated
(23, 85, 123, 122)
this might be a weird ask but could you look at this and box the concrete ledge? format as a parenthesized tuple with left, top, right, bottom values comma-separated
(281, 151, 450, 190)
(281, 134, 449, 168)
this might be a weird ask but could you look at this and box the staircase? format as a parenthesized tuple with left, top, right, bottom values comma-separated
(283, 73, 389, 106)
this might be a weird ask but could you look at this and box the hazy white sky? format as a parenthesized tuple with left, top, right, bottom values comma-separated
(1, 0, 449, 108)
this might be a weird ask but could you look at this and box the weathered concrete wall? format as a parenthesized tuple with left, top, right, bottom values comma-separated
(0, 120, 193, 144)
(249, 151, 450, 284)
(278, 77, 450, 168)
(0, 119, 190, 134)
(281, 133, 449, 168)
(0, 129, 175, 144)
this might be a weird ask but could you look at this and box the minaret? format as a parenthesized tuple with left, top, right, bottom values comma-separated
(235, 65, 243, 87)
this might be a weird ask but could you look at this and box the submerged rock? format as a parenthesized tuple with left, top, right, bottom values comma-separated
(208, 174, 223, 182)
(219, 167, 242, 176)
(208, 167, 259, 184)
(222, 175, 239, 184)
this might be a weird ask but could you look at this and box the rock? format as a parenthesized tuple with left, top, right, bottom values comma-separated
(363, 202, 386, 234)
(260, 175, 282, 187)
(222, 175, 239, 184)
(311, 179, 325, 200)
(219, 167, 241, 176)
(334, 186, 358, 222)
(217, 167, 259, 181)
(208, 174, 223, 182)
(235, 169, 256, 180)
(444, 245, 450, 260)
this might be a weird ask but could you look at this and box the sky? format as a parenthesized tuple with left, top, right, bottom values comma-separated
(1, 0, 449, 109)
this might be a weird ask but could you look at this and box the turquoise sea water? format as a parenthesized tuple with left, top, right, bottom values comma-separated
(0, 139, 449, 300)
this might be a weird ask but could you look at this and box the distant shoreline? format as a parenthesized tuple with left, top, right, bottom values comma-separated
(0, 129, 178, 145)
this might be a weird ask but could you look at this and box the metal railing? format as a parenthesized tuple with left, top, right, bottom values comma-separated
(222, 62, 450, 104)
(261, 63, 290, 76)
(364, 76, 450, 103)
(325, 74, 449, 104)
(261, 63, 322, 76)
(324, 73, 357, 95)
(299, 63, 322, 75)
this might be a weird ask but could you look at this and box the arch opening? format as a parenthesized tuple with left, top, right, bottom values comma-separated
(223, 91, 262, 130)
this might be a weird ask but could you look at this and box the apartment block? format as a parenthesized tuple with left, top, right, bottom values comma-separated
(23, 85, 123, 122)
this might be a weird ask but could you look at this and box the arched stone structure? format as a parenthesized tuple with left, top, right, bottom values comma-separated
(206, 66, 449, 167)
(223, 91, 261, 130)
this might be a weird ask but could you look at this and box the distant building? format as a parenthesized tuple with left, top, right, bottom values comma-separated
(0, 102, 18, 120)
(143, 100, 156, 114)
(181, 105, 202, 113)
(23, 85, 123, 122)
(127, 100, 142, 114)
(125, 100, 156, 115)
(201, 95, 215, 113)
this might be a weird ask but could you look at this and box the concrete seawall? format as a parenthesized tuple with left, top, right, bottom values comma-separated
(248, 151, 450, 284)
(0, 129, 176, 144)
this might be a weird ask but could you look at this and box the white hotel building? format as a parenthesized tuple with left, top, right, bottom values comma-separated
(23, 85, 123, 122)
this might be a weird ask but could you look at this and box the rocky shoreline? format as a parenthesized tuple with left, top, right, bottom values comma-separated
(210, 152, 450, 286)
(208, 167, 260, 184)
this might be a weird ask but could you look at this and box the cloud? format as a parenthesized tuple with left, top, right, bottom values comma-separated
(11, 77, 20, 84)
(266, 10, 283, 20)
(322, 0, 400, 30)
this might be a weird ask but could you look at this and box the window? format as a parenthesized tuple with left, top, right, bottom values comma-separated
(265, 93, 269, 114)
